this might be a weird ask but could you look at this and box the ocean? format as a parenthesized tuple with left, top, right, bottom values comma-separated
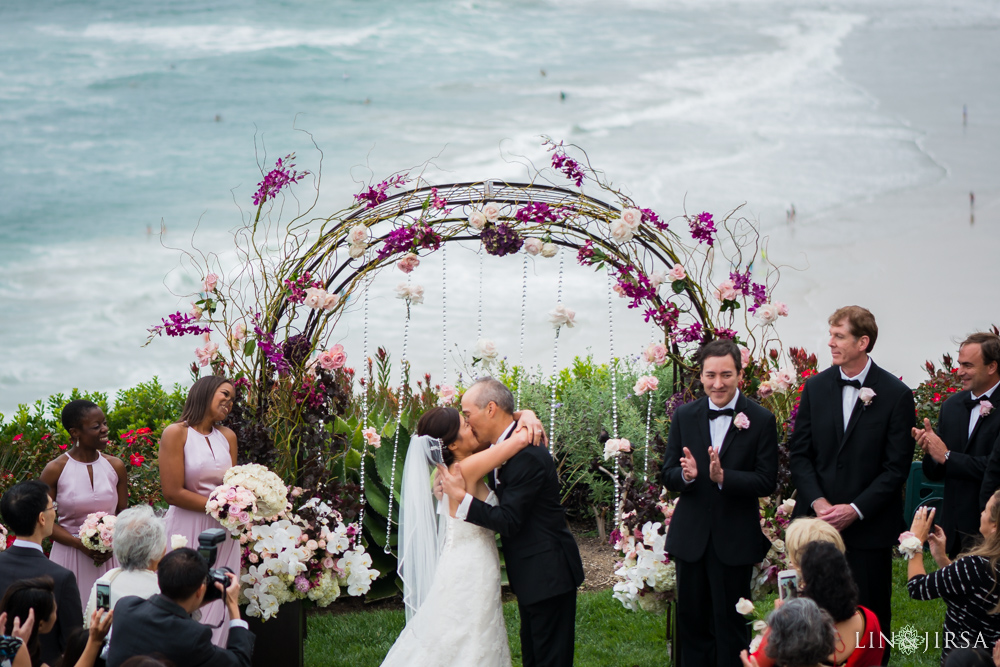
(2, 0, 999, 413)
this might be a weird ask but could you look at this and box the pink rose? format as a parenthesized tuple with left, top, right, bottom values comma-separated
(323, 557, 335, 569)
(225, 487, 238, 501)
(397, 253, 420, 274)
(468, 210, 488, 230)
(739, 346, 750, 368)
(437, 385, 457, 405)
(610, 220, 634, 244)
(644, 343, 668, 367)
(317, 344, 347, 371)
(982, 401, 994, 417)
(859, 388, 876, 406)
(362, 427, 382, 448)
(758, 381, 774, 399)
(620, 208, 643, 231)
(612, 283, 626, 298)
(321, 292, 340, 311)
(195, 341, 219, 367)
(633, 375, 659, 396)
(203, 273, 219, 292)
(668, 265, 686, 282)
(523, 238, 543, 256)
(347, 225, 368, 245)
(755, 303, 780, 325)
(190, 303, 204, 320)
(306, 540, 319, 551)
(303, 287, 326, 309)
(713, 279, 737, 301)
(776, 302, 789, 317)
(483, 203, 501, 223)
(733, 412, 750, 430)
(229, 323, 247, 342)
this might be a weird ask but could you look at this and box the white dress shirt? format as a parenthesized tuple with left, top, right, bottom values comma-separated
(838, 356, 872, 521)
(968, 380, 1000, 438)
(11, 539, 44, 552)
(683, 393, 739, 488)
(455, 421, 517, 521)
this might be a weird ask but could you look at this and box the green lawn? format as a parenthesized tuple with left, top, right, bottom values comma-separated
(305, 555, 947, 666)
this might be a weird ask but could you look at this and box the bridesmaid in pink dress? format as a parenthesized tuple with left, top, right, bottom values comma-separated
(41, 400, 128, 611)
(159, 376, 240, 647)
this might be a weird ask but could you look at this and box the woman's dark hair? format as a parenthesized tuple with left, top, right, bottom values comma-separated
(61, 399, 100, 432)
(179, 376, 232, 428)
(799, 540, 859, 622)
(0, 576, 56, 662)
(416, 407, 461, 466)
(58, 627, 92, 667)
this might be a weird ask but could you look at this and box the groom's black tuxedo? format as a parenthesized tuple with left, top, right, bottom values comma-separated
(788, 360, 914, 654)
(465, 430, 584, 667)
(661, 393, 778, 667)
(923, 388, 1000, 556)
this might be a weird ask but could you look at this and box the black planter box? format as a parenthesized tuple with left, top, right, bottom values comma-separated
(243, 600, 306, 667)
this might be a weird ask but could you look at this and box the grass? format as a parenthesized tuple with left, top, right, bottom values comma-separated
(304, 554, 948, 666)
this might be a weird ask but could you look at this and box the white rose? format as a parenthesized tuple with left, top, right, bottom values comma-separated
(523, 238, 543, 255)
(548, 303, 576, 329)
(756, 303, 780, 325)
(475, 338, 498, 361)
(780, 498, 796, 515)
(735, 598, 755, 615)
(349, 243, 366, 259)
(620, 208, 643, 231)
(171, 534, 188, 550)
(468, 210, 487, 230)
(541, 242, 558, 258)
(483, 202, 501, 223)
(303, 287, 327, 309)
(347, 225, 368, 245)
(610, 220, 633, 244)
(649, 270, 666, 289)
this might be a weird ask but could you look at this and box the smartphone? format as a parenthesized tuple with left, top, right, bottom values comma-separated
(96, 583, 111, 612)
(777, 569, 799, 601)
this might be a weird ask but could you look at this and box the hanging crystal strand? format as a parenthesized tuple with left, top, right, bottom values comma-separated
(385, 273, 411, 554)
(547, 249, 564, 457)
(358, 265, 371, 529)
(441, 242, 448, 386)
(477, 246, 484, 340)
(643, 393, 654, 483)
(516, 253, 527, 411)
(607, 270, 621, 523)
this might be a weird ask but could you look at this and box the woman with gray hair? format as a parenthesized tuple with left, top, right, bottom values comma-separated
(741, 598, 836, 667)
(84, 505, 166, 625)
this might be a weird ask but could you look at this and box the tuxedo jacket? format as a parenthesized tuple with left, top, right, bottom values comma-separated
(789, 362, 916, 549)
(107, 594, 255, 667)
(661, 394, 778, 566)
(923, 390, 1000, 552)
(0, 545, 83, 666)
(465, 442, 584, 607)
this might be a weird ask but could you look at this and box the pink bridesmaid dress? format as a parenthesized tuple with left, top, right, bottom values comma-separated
(163, 426, 240, 647)
(49, 454, 120, 611)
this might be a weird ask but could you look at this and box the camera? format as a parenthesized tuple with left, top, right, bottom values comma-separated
(198, 528, 234, 603)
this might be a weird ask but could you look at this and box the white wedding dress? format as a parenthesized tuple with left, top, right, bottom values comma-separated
(381, 491, 512, 667)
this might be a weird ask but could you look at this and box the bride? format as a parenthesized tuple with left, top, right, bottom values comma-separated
(380, 406, 534, 667)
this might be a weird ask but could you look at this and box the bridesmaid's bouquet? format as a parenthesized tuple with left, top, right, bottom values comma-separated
(79, 512, 117, 554)
(222, 464, 288, 520)
(206, 484, 259, 536)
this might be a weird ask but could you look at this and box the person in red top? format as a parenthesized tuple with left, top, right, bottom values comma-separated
(749, 541, 882, 667)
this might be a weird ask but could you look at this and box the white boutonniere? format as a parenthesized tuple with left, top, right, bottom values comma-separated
(982, 400, 994, 418)
(859, 387, 876, 408)
(733, 412, 750, 430)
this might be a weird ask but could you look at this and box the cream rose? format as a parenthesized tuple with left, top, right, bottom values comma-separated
(755, 303, 780, 325)
(523, 238, 543, 255)
(468, 210, 487, 230)
(541, 242, 558, 258)
(483, 202, 501, 223)
(349, 243, 366, 259)
(610, 220, 634, 244)
(347, 225, 368, 245)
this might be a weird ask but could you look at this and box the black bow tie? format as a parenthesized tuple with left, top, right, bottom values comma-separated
(709, 408, 735, 420)
(965, 395, 989, 410)
(837, 378, 862, 389)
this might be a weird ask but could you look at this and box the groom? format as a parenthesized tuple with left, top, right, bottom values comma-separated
(440, 377, 584, 667)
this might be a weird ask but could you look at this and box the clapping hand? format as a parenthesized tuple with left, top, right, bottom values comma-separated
(708, 447, 724, 485)
(680, 447, 698, 481)
(913, 418, 949, 464)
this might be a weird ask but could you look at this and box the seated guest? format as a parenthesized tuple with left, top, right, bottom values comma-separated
(907, 495, 1000, 663)
(84, 506, 165, 624)
(743, 598, 837, 667)
(0, 482, 84, 665)
(106, 548, 253, 667)
(0, 578, 58, 667)
(750, 541, 882, 666)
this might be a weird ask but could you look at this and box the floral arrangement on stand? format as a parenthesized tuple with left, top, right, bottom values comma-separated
(611, 493, 677, 613)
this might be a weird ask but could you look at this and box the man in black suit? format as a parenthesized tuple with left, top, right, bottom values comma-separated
(0, 480, 83, 665)
(662, 339, 778, 667)
(789, 305, 915, 660)
(918, 332, 1000, 557)
(439, 377, 584, 667)
(107, 547, 254, 667)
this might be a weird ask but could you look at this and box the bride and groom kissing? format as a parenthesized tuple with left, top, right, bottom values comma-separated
(380, 377, 585, 667)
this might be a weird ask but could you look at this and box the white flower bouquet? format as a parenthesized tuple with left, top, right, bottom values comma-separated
(223, 464, 288, 520)
(79, 512, 117, 553)
(206, 484, 259, 536)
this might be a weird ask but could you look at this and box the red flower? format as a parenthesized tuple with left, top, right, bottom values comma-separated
(12, 434, 22, 442)
(136, 427, 152, 435)
(58, 444, 68, 451)
(933, 393, 942, 403)
(947, 387, 958, 393)
(121, 430, 134, 439)
(41, 434, 50, 441)
(130, 453, 145, 467)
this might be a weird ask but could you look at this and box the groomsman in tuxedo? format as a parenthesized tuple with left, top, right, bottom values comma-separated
(789, 306, 915, 660)
(662, 339, 778, 667)
(918, 332, 1000, 557)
